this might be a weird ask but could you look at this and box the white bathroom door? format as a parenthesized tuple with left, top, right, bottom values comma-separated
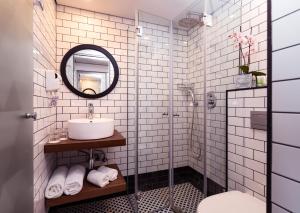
(0, 0, 34, 212)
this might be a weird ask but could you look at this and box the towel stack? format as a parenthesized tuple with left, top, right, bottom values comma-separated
(45, 165, 118, 198)
(87, 170, 110, 187)
(87, 166, 118, 188)
(45, 166, 68, 199)
(45, 165, 86, 199)
(64, 165, 86, 195)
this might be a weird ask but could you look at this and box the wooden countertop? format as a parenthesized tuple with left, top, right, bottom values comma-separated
(44, 130, 126, 153)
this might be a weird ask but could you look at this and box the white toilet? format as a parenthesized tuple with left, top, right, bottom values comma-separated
(197, 191, 266, 213)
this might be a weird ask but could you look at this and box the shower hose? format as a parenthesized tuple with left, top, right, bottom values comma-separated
(190, 104, 202, 161)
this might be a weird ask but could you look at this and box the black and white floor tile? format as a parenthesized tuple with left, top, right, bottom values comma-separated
(51, 183, 203, 213)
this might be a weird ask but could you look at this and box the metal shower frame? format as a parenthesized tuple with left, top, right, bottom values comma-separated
(132, 1, 209, 211)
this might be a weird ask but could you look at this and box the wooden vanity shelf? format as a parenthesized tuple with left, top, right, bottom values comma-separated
(44, 130, 126, 153)
(46, 164, 126, 207)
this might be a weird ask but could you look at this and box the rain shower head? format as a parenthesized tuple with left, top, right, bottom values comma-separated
(177, 12, 204, 29)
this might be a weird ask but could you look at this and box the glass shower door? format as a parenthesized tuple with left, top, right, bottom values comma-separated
(134, 10, 175, 212)
(132, 0, 244, 210)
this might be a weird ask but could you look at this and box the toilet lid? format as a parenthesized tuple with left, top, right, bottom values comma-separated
(197, 191, 266, 213)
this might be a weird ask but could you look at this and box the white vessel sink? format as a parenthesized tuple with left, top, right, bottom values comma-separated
(68, 118, 114, 140)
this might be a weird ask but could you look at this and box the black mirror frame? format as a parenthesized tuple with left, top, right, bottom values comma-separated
(60, 44, 119, 99)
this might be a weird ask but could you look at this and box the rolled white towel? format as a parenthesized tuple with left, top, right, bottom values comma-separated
(64, 165, 86, 196)
(45, 166, 68, 199)
(87, 170, 109, 188)
(97, 166, 118, 181)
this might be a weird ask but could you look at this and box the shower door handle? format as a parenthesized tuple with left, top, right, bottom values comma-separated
(162, 113, 180, 117)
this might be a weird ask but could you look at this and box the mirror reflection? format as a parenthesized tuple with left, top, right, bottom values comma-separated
(65, 49, 115, 95)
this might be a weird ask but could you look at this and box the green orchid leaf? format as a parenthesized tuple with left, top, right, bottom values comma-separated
(239, 65, 249, 74)
(250, 71, 266, 76)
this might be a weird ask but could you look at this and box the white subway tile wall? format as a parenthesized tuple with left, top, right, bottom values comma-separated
(188, 0, 267, 187)
(56, 5, 136, 175)
(187, 22, 206, 177)
(55, 6, 189, 175)
(227, 88, 267, 201)
(33, 0, 57, 213)
(137, 22, 189, 173)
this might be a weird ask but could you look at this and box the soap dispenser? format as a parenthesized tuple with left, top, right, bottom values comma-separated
(46, 71, 61, 107)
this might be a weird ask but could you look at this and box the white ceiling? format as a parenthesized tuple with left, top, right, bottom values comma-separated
(56, 0, 200, 20)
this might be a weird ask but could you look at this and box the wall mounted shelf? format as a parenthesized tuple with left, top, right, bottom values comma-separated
(46, 164, 126, 207)
(44, 130, 126, 153)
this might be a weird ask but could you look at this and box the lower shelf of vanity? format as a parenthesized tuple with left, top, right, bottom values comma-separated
(46, 164, 126, 208)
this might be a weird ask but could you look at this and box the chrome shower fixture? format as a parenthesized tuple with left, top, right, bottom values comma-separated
(178, 83, 201, 160)
(178, 12, 204, 29)
(177, 12, 213, 29)
(207, 91, 217, 109)
(177, 84, 198, 107)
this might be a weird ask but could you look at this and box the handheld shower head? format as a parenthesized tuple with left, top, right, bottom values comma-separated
(178, 84, 198, 107)
(187, 89, 196, 104)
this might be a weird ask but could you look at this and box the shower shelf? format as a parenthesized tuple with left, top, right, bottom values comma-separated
(44, 130, 126, 153)
(46, 164, 126, 207)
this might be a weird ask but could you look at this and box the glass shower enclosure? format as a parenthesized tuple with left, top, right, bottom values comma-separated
(130, 0, 242, 212)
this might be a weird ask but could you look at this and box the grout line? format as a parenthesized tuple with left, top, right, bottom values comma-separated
(272, 172, 300, 185)
(272, 9, 300, 22)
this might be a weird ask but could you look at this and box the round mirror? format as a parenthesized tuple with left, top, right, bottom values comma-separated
(60, 44, 119, 99)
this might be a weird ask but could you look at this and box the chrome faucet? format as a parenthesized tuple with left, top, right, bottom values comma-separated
(87, 103, 94, 119)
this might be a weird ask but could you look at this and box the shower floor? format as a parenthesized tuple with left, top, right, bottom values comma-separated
(51, 183, 203, 213)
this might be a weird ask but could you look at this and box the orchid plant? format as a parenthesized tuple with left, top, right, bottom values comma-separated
(229, 28, 266, 77)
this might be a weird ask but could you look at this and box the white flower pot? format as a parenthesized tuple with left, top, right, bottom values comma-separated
(235, 74, 253, 89)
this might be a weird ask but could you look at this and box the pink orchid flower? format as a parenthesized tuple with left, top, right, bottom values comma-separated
(246, 35, 255, 46)
(228, 29, 256, 68)
(229, 32, 248, 47)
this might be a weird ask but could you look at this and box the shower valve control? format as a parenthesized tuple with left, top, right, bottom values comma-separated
(207, 91, 217, 109)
